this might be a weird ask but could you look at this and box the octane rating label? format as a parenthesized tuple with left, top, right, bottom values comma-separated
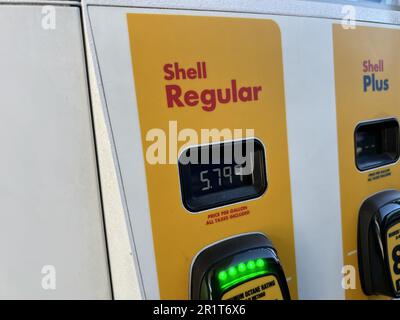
(222, 275, 283, 300)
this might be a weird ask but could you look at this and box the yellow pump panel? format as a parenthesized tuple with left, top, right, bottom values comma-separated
(333, 24, 400, 300)
(127, 14, 297, 299)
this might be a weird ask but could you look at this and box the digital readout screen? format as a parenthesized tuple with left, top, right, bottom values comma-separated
(355, 119, 399, 171)
(178, 139, 267, 212)
(189, 162, 254, 198)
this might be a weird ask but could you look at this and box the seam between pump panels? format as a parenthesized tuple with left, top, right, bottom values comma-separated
(83, 3, 148, 299)
(78, 4, 115, 300)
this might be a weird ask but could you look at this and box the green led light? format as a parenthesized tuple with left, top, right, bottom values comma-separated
(228, 267, 237, 277)
(238, 263, 246, 272)
(247, 260, 256, 270)
(220, 270, 268, 290)
(217, 258, 269, 291)
(256, 259, 265, 268)
(218, 271, 228, 281)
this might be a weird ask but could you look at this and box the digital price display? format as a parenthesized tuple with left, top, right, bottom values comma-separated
(178, 139, 267, 212)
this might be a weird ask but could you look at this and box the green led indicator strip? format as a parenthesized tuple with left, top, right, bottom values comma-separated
(220, 270, 268, 290)
(217, 259, 268, 290)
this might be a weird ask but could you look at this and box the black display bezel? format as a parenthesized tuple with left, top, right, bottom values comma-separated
(354, 118, 399, 171)
(178, 139, 267, 213)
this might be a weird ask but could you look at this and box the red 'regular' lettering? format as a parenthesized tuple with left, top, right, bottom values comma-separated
(166, 85, 184, 107)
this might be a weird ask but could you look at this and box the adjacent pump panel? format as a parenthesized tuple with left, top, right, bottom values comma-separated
(333, 25, 400, 299)
(0, 4, 110, 298)
(126, 14, 297, 299)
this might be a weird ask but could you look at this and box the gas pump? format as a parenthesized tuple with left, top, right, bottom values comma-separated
(86, 0, 400, 300)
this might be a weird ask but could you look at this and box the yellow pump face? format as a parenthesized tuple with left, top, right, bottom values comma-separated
(127, 14, 297, 299)
(333, 25, 400, 299)
(387, 223, 400, 293)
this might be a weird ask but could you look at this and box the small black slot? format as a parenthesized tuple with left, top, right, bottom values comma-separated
(355, 118, 399, 171)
